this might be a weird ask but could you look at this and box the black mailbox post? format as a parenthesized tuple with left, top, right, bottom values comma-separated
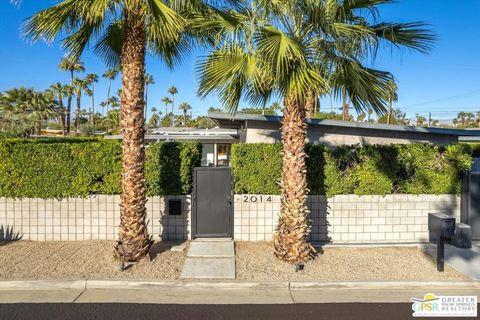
(428, 213, 456, 272)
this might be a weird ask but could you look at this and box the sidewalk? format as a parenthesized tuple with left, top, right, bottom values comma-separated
(0, 280, 479, 304)
(422, 243, 480, 280)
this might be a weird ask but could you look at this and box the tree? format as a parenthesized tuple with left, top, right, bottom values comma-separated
(148, 107, 161, 129)
(415, 114, 427, 126)
(378, 108, 408, 125)
(193, 116, 216, 128)
(49, 82, 69, 134)
(178, 102, 192, 127)
(197, 0, 433, 266)
(58, 57, 85, 134)
(161, 97, 172, 117)
(168, 86, 178, 115)
(385, 79, 399, 124)
(144, 73, 155, 121)
(270, 102, 282, 114)
(102, 68, 119, 115)
(23, 0, 236, 261)
(102, 109, 121, 135)
(86, 73, 99, 126)
(1, 87, 58, 136)
(73, 77, 91, 134)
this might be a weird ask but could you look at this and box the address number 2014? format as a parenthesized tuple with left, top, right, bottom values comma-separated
(242, 195, 272, 203)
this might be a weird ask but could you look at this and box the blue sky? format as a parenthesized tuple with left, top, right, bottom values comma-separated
(1, 1, 480, 121)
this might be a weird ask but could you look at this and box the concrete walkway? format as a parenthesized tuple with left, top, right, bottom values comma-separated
(180, 239, 235, 279)
(0, 281, 479, 304)
(422, 243, 480, 280)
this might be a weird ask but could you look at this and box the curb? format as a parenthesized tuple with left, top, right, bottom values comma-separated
(289, 281, 480, 290)
(0, 280, 86, 290)
(86, 280, 289, 290)
(0, 280, 478, 291)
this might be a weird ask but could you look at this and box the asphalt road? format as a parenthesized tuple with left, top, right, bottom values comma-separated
(0, 303, 466, 320)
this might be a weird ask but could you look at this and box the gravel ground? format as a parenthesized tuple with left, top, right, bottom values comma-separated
(0, 241, 469, 281)
(0, 241, 186, 280)
(235, 242, 469, 281)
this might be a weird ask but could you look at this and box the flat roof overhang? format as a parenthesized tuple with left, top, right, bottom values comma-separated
(104, 134, 239, 144)
(208, 111, 480, 137)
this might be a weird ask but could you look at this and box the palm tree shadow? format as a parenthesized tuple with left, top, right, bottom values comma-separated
(148, 241, 174, 260)
(0, 225, 23, 246)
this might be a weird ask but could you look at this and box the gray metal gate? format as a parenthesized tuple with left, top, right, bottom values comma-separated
(192, 167, 233, 238)
(462, 169, 480, 240)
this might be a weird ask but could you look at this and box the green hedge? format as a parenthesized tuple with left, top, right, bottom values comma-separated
(0, 139, 201, 198)
(231, 143, 472, 196)
(231, 143, 282, 194)
(0, 138, 122, 198)
(145, 141, 201, 196)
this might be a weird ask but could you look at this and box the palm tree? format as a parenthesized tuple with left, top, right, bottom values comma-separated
(86, 73, 99, 125)
(198, 0, 433, 266)
(49, 82, 69, 134)
(30, 90, 58, 134)
(144, 73, 155, 121)
(102, 68, 119, 115)
(102, 109, 121, 135)
(73, 77, 91, 134)
(178, 102, 192, 127)
(161, 97, 172, 117)
(168, 86, 178, 115)
(23, 0, 234, 261)
(58, 57, 85, 134)
(148, 107, 161, 129)
(386, 79, 399, 124)
(1, 87, 58, 136)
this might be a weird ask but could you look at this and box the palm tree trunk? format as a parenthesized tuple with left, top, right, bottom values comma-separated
(67, 71, 74, 134)
(58, 95, 66, 135)
(106, 80, 111, 115)
(305, 91, 317, 119)
(144, 84, 148, 122)
(66, 94, 72, 135)
(273, 95, 315, 266)
(387, 96, 392, 124)
(183, 111, 187, 127)
(115, 6, 152, 262)
(342, 88, 348, 121)
(91, 82, 95, 126)
(75, 89, 81, 134)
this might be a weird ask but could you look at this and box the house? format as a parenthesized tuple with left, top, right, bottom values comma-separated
(106, 111, 480, 168)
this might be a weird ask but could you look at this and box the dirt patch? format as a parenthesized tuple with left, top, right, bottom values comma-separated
(0, 241, 187, 280)
(235, 242, 469, 281)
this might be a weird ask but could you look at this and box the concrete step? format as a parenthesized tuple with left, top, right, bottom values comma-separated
(180, 257, 235, 279)
(187, 241, 234, 258)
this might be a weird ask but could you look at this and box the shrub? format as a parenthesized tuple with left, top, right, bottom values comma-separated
(397, 144, 471, 194)
(350, 145, 399, 195)
(231, 143, 472, 196)
(306, 144, 327, 194)
(145, 141, 202, 196)
(231, 143, 282, 194)
(323, 146, 355, 197)
(0, 139, 201, 198)
(0, 139, 121, 198)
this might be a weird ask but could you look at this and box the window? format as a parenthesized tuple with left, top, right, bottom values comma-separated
(201, 144, 215, 167)
(217, 144, 231, 167)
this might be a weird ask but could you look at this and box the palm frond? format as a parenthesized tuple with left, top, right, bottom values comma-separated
(197, 46, 256, 113)
(371, 22, 435, 54)
(94, 21, 123, 68)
